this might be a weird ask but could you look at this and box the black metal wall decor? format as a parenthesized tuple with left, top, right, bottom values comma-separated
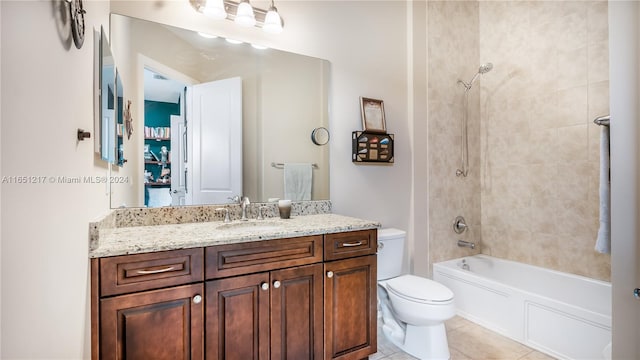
(352, 131, 394, 163)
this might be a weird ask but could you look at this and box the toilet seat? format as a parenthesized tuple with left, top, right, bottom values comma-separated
(386, 274, 454, 304)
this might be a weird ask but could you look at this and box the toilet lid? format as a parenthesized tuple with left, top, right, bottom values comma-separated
(386, 274, 453, 303)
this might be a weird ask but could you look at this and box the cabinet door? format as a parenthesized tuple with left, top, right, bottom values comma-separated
(324, 255, 377, 360)
(100, 283, 204, 360)
(206, 273, 270, 360)
(270, 264, 324, 360)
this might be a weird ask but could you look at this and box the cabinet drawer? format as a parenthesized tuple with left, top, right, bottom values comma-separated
(324, 229, 377, 261)
(206, 235, 323, 279)
(100, 248, 204, 297)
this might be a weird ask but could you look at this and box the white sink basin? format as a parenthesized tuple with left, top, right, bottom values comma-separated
(217, 221, 283, 233)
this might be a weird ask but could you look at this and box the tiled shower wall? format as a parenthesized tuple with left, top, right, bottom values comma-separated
(427, 1, 610, 281)
(478, 1, 610, 281)
(427, 1, 482, 268)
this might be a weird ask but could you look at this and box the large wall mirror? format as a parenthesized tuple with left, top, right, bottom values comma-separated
(109, 14, 330, 208)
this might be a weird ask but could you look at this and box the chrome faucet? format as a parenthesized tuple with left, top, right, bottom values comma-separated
(457, 239, 476, 250)
(241, 196, 250, 221)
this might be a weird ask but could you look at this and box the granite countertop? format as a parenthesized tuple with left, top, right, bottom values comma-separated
(90, 213, 381, 258)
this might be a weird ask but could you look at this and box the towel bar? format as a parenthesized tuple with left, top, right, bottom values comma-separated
(271, 162, 318, 169)
(593, 115, 610, 126)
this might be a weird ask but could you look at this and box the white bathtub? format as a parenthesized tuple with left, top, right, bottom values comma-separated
(433, 255, 611, 360)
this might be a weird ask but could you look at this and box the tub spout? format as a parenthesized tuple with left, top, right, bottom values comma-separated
(457, 239, 476, 249)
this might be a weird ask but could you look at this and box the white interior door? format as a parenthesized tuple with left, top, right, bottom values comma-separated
(188, 77, 242, 204)
(170, 114, 187, 206)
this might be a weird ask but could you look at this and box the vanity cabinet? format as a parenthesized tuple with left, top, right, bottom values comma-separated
(100, 283, 204, 360)
(324, 231, 378, 360)
(95, 248, 204, 360)
(92, 230, 377, 360)
(206, 264, 324, 359)
(205, 236, 324, 359)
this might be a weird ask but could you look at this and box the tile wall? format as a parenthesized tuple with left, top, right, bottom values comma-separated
(427, 1, 482, 267)
(479, 1, 610, 281)
(427, 1, 610, 281)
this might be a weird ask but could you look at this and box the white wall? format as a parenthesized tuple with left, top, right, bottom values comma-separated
(1, 1, 111, 358)
(1, 1, 413, 358)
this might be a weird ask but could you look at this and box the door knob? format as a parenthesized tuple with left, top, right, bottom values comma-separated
(193, 295, 202, 304)
(273, 280, 281, 289)
(327, 271, 334, 278)
(261, 282, 269, 291)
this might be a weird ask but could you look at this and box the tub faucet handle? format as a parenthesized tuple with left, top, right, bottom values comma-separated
(453, 216, 468, 234)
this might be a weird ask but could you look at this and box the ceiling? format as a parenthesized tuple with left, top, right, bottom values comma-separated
(144, 68, 185, 104)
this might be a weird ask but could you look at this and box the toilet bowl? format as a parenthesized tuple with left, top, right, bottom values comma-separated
(377, 228, 455, 360)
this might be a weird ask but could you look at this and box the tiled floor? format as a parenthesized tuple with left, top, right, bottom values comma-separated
(371, 316, 557, 360)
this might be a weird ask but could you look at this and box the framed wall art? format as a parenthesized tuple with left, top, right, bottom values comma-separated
(360, 97, 386, 133)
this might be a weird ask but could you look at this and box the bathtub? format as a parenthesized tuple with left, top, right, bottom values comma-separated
(433, 255, 611, 360)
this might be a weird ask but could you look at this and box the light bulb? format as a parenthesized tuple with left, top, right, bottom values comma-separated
(235, 1, 256, 27)
(262, 6, 283, 34)
(202, 0, 227, 20)
(197, 32, 218, 39)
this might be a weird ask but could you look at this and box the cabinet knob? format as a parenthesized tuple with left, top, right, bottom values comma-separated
(193, 295, 202, 304)
(261, 282, 270, 291)
(327, 271, 334, 278)
(273, 280, 281, 289)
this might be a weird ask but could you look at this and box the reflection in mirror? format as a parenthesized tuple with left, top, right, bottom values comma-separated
(115, 71, 125, 166)
(100, 28, 116, 164)
(109, 14, 330, 208)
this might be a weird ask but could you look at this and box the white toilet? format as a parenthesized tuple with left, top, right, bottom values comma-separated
(377, 228, 455, 360)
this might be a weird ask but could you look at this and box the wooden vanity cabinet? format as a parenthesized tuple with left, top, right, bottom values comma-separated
(94, 248, 205, 360)
(100, 283, 204, 360)
(324, 231, 378, 360)
(93, 230, 377, 360)
(205, 236, 324, 359)
(206, 264, 324, 360)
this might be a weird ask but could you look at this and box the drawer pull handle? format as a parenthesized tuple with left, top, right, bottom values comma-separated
(136, 266, 176, 275)
(342, 241, 363, 247)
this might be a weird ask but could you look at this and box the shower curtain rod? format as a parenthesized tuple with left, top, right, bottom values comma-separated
(593, 115, 610, 126)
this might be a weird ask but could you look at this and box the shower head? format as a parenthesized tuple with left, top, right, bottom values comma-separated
(460, 62, 493, 91)
(478, 62, 493, 74)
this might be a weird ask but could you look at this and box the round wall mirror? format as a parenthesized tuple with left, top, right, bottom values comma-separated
(311, 127, 330, 146)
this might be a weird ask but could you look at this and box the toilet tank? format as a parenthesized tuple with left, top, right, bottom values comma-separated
(377, 228, 406, 280)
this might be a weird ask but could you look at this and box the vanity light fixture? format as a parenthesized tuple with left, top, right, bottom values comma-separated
(191, 0, 284, 33)
(201, 0, 227, 20)
(262, 0, 283, 34)
(234, 0, 256, 27)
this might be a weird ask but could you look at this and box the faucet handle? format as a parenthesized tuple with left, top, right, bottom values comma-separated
(243, 196, 250, 205)
(215, 208, 231, 223)
(257, 206, 267, 220)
